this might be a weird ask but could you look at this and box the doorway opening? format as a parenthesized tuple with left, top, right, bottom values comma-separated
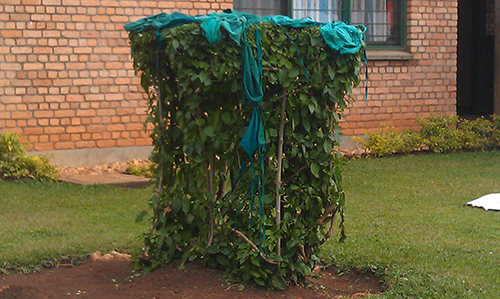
(457, 0, 495, 117)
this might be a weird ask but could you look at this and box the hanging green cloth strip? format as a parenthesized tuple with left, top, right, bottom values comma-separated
(240, 108, 265, 156)
(239, 107, 266, 229)
(241, 30, 263, 107)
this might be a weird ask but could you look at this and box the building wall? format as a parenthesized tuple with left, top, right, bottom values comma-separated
(343, 0, 458, 137)
(0, 0, 458, 163)
(0, 0, 232, 155)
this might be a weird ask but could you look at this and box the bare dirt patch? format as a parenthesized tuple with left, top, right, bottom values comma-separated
(0, 260, 383, 299)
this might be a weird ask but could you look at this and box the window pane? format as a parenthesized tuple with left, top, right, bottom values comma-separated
(351, 0, 401, 45)
(233, 0, 405, 48)
(292, 0, 342, 23)
(233, 0, 288, 17)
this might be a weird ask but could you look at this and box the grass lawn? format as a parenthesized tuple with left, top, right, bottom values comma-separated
(2, 151, 500, 297)
(323, 150, 500, 298)
(0, 181, 152, 272)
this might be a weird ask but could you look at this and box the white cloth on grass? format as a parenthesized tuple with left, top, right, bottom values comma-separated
(467, 193, 500, 211)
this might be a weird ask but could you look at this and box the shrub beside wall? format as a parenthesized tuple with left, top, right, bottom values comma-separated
(127, 12, 365, 287)
(356, 116, 500, 157)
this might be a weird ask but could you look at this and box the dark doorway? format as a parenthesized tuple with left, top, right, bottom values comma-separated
(457, 0, 495, 117)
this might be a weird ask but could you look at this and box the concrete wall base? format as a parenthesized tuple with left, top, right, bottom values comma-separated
(340, 135, 365, 149)
(28, 146, 153, 167)
(27, 136, 363, 167)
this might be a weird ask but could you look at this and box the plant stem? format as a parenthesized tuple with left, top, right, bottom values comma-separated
(275, 91, 287, 257)
(229, 228, 279, 265)
(152, 50, 165, 233)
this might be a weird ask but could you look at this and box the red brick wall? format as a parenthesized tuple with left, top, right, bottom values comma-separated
(0, 0, 458, 151)
(0, 0, 232, 151)
(343, 0, 458, 136)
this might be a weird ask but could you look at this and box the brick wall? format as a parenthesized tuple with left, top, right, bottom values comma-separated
(0, 0, 458, 154)
(0, 0, 232, 152)
(343, 0, 458, 137)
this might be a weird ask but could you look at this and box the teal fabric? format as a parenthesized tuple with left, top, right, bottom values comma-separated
(262, 15, 318, 28)
(123, 12, 198, 32)
(124, 11, 366, 55)
(199, 16, 222, 45)
(320, 22, 366, 54)
(241, 30, 263, 107)
(240, 108, 265, 156)
(199, 11, 258, 46)
(239, 107, 266, 245)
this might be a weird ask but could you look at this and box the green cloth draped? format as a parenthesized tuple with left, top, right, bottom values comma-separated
(261, 15, 318, 28)
(199, 10, 260, 46)
(320, 22, 367, 54)
(124, 10, 366, 55)
(123, 12, 198, 32)
(240, 108, 265, 156)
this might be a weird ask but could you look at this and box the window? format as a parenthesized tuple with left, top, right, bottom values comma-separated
(233, 0, 406, 49)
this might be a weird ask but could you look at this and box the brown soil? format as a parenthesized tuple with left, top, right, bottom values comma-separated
(0, 260, 383, 299)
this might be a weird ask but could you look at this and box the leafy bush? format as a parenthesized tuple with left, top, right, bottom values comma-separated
(353, 126, 420, 158)
(356, 115, 500, 157)
(488, 115, 500, 146)
(416, 115, 462, 153)
(127, 19, 365, 288)
(457, 117, 496, 150)
(125, 161, 154, 178)
(0, 132, 58, 181)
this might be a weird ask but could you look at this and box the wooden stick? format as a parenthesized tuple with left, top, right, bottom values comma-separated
(151, 52, 166, 234)
(317, 204, 337, 225)
(229, 228, 280, 265)
(275, 91, 287, 257)
(324, 208, 338, 240)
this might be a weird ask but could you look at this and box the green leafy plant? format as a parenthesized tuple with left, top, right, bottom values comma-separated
(457, 116, 496, 150)
(128, 21, 365, 288)
(416, 115, 462, 153)
(0, 132, 58, 181)
(353, 125, 420, 158)
(125, 161, 154, 178)
(356, 115, 500, 157)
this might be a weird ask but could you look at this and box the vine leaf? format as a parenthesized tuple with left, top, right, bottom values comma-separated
(310, 163, 320, 178)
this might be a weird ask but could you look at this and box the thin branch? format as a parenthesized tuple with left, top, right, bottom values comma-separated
(207, 211, 214, 246)
(275, 91, 288, 258)
(317, 203, 337, 225)
(229, 228, 280, 265)
(262, 66, 279, 71)
(298, 245, 307, 262)
(320, 207, 338, 245)
(284, 164, 308, 185)
(151, 51, 166, 234)
(216, 169, 226, 201)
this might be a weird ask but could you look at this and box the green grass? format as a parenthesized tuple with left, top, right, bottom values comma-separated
(322, 150, 500, 298)
(3, 152, 500, 297)
(0, 180, 152, 272)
